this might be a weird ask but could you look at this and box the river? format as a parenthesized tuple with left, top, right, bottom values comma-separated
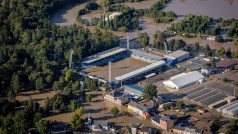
(164, 0, 238, 19)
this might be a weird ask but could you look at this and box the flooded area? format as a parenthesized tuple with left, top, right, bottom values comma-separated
(46, 91, 159, 132)
(52, 3, 85, 26)
(118, 0, 158, 9)
(169, 35, 238, 51)
(51, 0, 238, 51)
(83, 57, 149, 81)
(164, 0, 238, 19)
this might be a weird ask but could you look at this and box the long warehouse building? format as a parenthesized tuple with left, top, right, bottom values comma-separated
(217, 100, 238, 116)
(115, 60, 166, 82)
(163, 71, 205, 90)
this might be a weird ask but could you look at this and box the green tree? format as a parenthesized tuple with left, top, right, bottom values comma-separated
(143, 84, 157, 100)
(35, 119, 51, 134)
(10, 73, 21, 96)
(68, 99, 78, 111)
(176, 101, 184, 109)
(75, 107, 84, 117)
(138, 32, 150, 48)
(35, 77, 44, 92)
(86, 94, 92, 102)
(224, 119, 237, 134)
(215, 47, 225, 57)
(70, 114, 84, 131)
(13, 112, 28, 134)
(204, 44, 212, 56)
(111, 107, 119, 116)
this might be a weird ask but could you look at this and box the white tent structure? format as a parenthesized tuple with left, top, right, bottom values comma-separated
(163, 71, 204, 89)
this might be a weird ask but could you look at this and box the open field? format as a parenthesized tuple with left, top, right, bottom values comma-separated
(82, 57, 150, 81)
(15, 90, 57, 107)
(210, 70, 238, 84)
(45, 91, 160, 132)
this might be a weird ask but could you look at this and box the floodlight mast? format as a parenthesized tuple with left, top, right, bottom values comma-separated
(69, 50, 74, 68)
(127, 34, 130, 49)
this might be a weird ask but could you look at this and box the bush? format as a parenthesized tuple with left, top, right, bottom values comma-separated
(111, 107, 119, 116)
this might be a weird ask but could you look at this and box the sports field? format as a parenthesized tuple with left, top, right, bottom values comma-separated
(82, 57, 150, 81)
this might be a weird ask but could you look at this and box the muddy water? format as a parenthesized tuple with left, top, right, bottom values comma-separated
(52, 3, 85, 26)
(164, 0, 238, 19)
(118, 0, 158, 9)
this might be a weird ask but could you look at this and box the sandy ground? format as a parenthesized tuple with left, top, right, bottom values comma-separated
(83, 57, 150, 81)
(45, 91, 160, 132)
(15, 90, 57, 107)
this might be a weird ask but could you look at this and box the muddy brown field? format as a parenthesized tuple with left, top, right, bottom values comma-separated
(15, 90, 57, 107)
(83, 57, 150, 81)
(45, 91, 160, 132)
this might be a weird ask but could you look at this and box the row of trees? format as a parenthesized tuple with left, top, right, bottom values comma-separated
(169, 14, 220, 35)
(143, 0, 176, 23)
(226, 21, 238, 38)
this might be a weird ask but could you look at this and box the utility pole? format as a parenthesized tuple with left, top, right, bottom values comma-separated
(164, 41, 168, 55)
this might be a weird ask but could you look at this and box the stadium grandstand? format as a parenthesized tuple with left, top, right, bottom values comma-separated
(130, 49, 164, 63)
(82, 47, 128, 68)
(115, 60, 166, 83)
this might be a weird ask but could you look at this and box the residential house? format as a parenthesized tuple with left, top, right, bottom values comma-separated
(128, 101, 150, 118)
(159, 116, 175, 130)
(184, 127, 202, 134)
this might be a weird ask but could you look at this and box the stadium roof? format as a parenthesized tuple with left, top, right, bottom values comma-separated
(131, 49, 163, 62)
(166, 50, 189, 59)
(115, 60, 166, 81)
(163, 71, 204, 89)
(82, 48, 127, 64)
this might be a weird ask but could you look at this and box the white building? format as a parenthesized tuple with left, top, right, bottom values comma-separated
(165, 50, 190, 64)
(163, 71, 205, 90)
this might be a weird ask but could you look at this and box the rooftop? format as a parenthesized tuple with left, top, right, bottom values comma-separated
(163, 71, 204, 89)
(166, 50, 189, 59)
(216, 58, 238, 68)
(115, 60, 166, 81)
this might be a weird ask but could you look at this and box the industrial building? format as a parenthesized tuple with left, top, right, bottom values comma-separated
(216, 100, 238, 116)
(165, 50, 190, 64)
(162, 71, 204, 90)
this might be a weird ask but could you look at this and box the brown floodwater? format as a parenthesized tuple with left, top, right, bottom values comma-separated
(164, 0, 238, 19)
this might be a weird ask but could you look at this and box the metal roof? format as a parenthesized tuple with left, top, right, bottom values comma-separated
(115, 60, 166, 81)
(122, 85, 143, 97)
(82, 48, 127, 64)
(166, 50, 189, 59)
(163, 71, 204, 89)
(130, 49, 163, 63)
